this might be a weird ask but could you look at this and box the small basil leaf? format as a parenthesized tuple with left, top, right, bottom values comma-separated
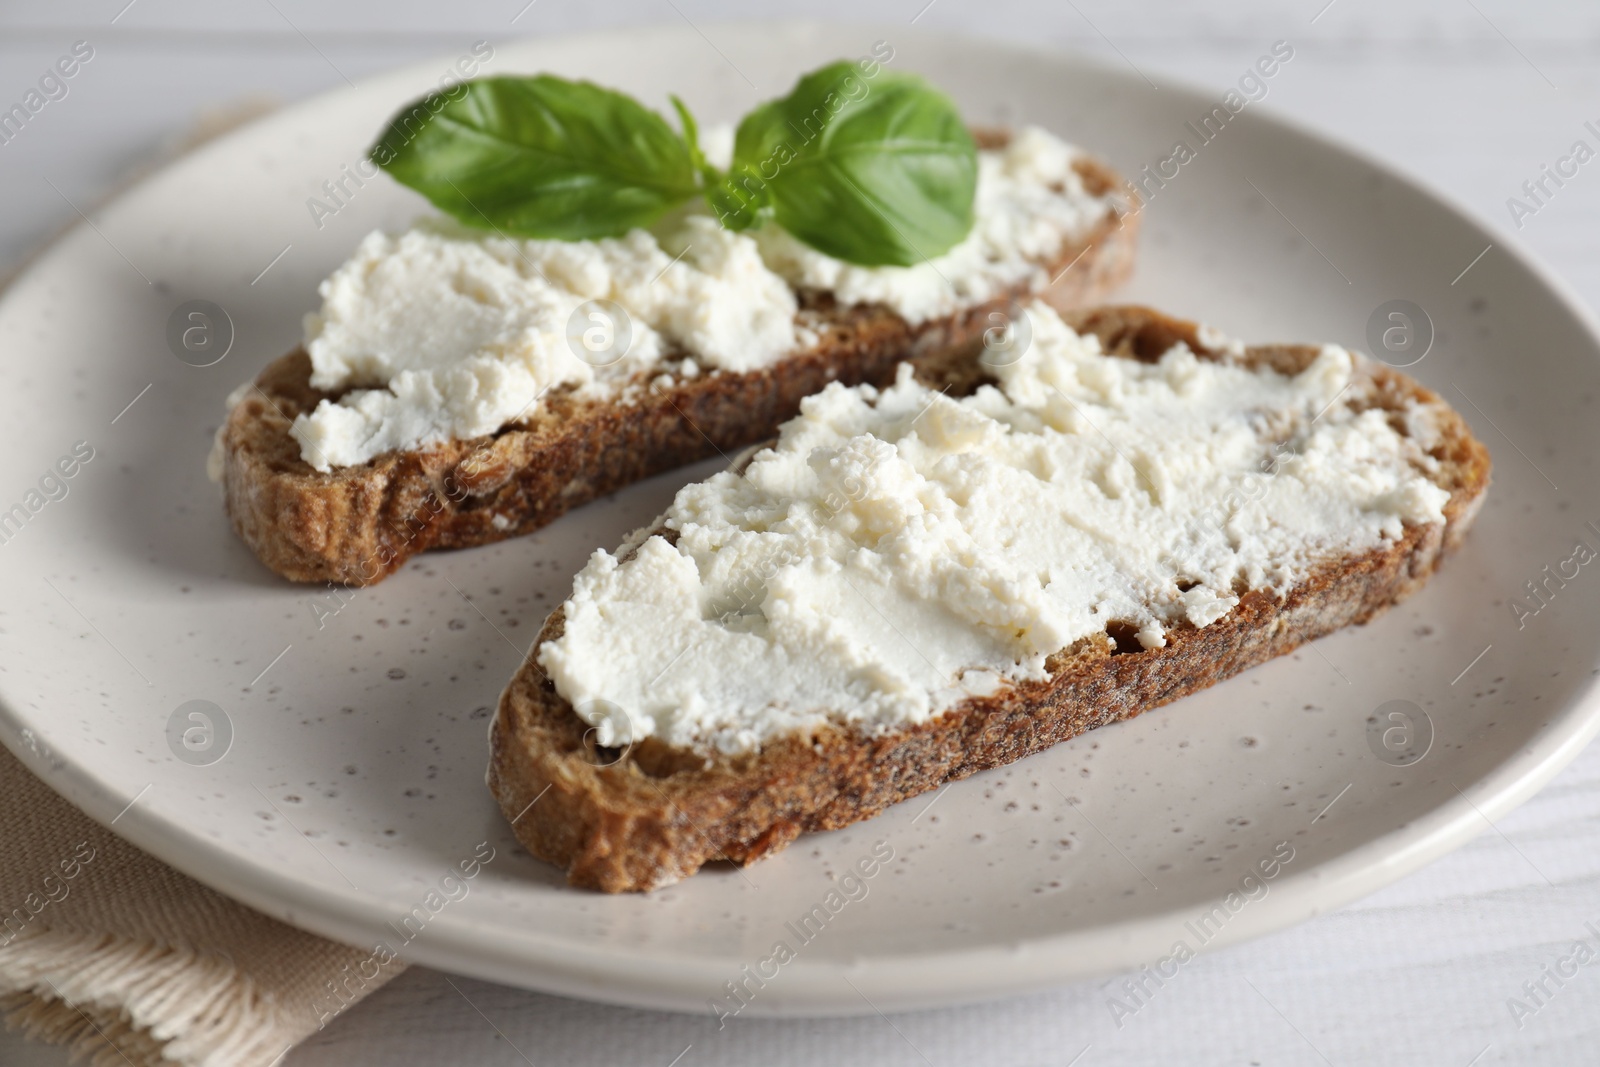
(732, 61, 977, 267)
(371, 75, 700, 240)
(670, 95, 711, 177)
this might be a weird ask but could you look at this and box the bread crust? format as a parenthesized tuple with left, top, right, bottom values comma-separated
(217, 150, 1138, 585)
(487, 305, 1493, 893)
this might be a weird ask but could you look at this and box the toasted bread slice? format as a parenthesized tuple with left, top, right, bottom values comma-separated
(216, 139, 1138, 586)
(488, 304, 1491, 893)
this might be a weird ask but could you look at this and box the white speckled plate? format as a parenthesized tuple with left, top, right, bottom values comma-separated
(2, 22, 1598, 1016)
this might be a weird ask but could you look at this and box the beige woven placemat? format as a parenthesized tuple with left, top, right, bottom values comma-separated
(0, 98, 405, 1067)
(0, 747, 405, 1066)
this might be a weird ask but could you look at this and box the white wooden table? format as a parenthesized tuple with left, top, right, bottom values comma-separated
(4, 1, 1600, 1063)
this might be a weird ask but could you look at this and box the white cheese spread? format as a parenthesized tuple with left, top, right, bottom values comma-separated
(290, 215, 798, 470)
(538, 303, 1452, 755)
(272, 126, 1115, 471)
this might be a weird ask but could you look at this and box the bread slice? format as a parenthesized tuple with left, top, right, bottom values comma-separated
(487, 304, 1491, 893)
(216, 137, 1138, 586)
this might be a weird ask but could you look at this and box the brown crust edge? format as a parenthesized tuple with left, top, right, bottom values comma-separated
(487, 304, 1493, 893)
(218, 150, 1139, 586)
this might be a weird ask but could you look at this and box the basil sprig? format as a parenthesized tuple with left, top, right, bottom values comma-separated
(370, 61, 977, 267)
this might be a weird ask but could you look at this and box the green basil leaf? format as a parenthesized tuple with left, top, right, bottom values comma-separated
(670, 94, 711, 178)
(371, 75, 700, 240)
(730, 61, 977, 266)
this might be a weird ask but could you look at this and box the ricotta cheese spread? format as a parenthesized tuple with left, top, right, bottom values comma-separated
(539, 302, 1452, 755)
(290, 215, 799, 471)
(273, 126, 1115, 471)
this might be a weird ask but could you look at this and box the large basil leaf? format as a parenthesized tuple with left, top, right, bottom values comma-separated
(729, 62, 977, 266)
(371, 75, 700, 240)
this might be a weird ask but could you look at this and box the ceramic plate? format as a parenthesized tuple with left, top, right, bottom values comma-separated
(2, 22, 1597, 1016)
